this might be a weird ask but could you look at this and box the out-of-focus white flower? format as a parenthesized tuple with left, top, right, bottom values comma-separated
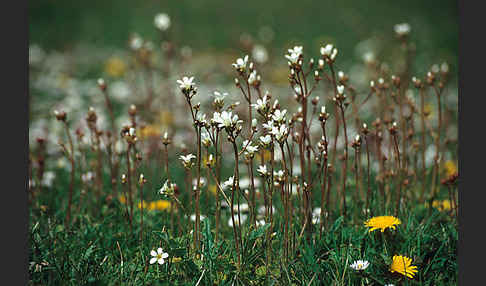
(81, 172, 94, 183)
(41, 171, 55, 187)
(228, 214, 248, 227)
(213, 91, 227, 106)
(363, 52, 375, 64)
(441, 62, 449, 73)
(337, 85, 345, 95)
(320, 44, 334, 57)
(129, 34, 143, 50)
(394, 23, 411, 36)
(232, 55, 249, 71)
(192, 177, 206, 188)
(154, 13, 171, 31)
(350, 260, 370, 271)
(150, 248, 169, 265)
(177, 76, 195, 92)
(233, 203, 249, 212)
(190, 214, 206, 222)
(252, 44, 268, 64)
(29, 44, 45, 66)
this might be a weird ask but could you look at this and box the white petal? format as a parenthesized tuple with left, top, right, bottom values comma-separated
(162, 253, 169, 259)
(158, 258, 165, 265)
(150, 250, 157, 257)
(157, 247, 163, 254)
(150, 257, 157, 264)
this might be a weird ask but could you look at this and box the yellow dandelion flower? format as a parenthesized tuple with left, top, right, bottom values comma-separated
(209, 184, 217, 196)
(432, 199, 452, 211)
(443, 160, 457, 177)
(390, 255, 418, 279)
(364, 215, 401, 232)
(139, 124, 162, 139)
(118, 195, 128, 205)
(137, 200, 150, 209)
(104, 57, 126, 77)
(152, 199, 172, 211)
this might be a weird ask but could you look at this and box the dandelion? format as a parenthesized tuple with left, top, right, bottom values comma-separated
(154, 13, 171, 31)
(389, 255, 418, 278)
(432, 199, 452, 211)
(150, 248, 169, 265)
(364, 215, 401, 232)
(350, 260, 370, 271)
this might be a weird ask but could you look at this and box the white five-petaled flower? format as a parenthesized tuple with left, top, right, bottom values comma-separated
(196, 113, 207, 125)
(180, 154, 196, 168)
(150, 248, 169, 265)
(252, 95, 269, 112)
(243, 140, 259, 155)
(394, 23, 411, 36)
(201, 131, 211, 147)
(177, 76, 195, 92)
(212, 111, 243, 129)
(285, 46, 303, 64)
(288, 46, 303, 57)
(271, 124, 288, 142)
(349, 260, 370, 271)
(232, 55, 249, 71)
(259, 135, 272, 146)
(271, 109, 287, 122)
(320, 44, 334, 56)
(262, 120, 275, 131)
(257, 165, 269, 177)
(154, 13, 171, 31)
(213, 91, 227, 106)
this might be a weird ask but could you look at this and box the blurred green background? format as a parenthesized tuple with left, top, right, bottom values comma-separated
(29, 0, 458, 64)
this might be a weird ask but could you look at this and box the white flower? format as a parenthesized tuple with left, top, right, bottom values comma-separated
(252, 45, 268, 64)
(248, 70, 258, 85)
(243, 140, 259, 155)
(81, 172, 94, 183)
(320, 44, 334, 56)
(285, 52, 300, 65)
(394, 23, 411, 36)
(288, 46, 303, 57)
(129, 34, 143, 50)
(252, 118, 258, 128)
(271, 125, 288, 142)
(222, 176, 234, 190)
(190, 214, 206, 222)
(213, 91, 227, 106)
(337, 85, 345, 95)
(228, 214, 248, 227)
(159, 180, 176, 196)
(201, 131, 211, 146)
(271, 109, 287, 122)
(233, 203, 249, 212)
(212, 111, 242, 129)
(154, 13, 171, 31)
(196, 113, 207, 125)
(349, 260, 370, 271)
(41, 171, 56, 187)
(180, 154, 196, 168)
(259, 135, 272, 146)
(176, 76, 195, 92)
(150, 248, 169, 265)
(363, 52, 375, 64)
(252, 95, 269, 112)
(257, 165, 269, 177)
(232, 55, 249, 71)
(262, 120, 275, 131)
